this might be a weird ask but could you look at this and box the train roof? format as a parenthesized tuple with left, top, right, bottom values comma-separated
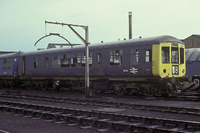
(186, 48, 200, 62)
(20, 35, 183, 56)
(0, 52, 21, 59)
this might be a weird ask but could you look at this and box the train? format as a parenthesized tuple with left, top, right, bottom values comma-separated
(0, 35, 187, 96)
(185, 48, 200, 92)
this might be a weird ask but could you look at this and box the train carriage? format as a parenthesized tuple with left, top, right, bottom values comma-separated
(0, 52, 20, 88)
(185, 48, 200, 86)
(0, 35, 186, 96)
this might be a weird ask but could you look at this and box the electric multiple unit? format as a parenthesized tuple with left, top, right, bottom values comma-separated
(0, 35, 186, 96)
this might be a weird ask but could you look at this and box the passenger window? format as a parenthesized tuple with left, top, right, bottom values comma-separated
(81, 52, 92, 67)
(34, 58, 38, 68)
(110, 50, 122, 66)
(162, 47, 169, 63)
(71, 54, 77, 67)
(7, 59, 11, 69)
(171, 47, 179, 63)
(136, 49, 138, 63)
(77, 53, 81, 67)
(89, 52, 92, 67)
(52, 55, 60, 68)
(45, 57, 48, 67)
(61, 54, 70, 67)
(81, 53, 85, 67)
(2, 59, 7, 70)
(97, 53, 102, 64)
(145, 50, 151, 62)
(130, 49, 139, 65)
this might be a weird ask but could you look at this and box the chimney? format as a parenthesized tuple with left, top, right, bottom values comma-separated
(129, 12, 132, 39)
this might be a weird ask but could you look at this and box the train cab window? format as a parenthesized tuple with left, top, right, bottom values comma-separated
(61, 54, 70, 67)
(162, 47, 169, 63)
(110, 50, 122, 66)
(180, 48, 184, 64)
(130, 49, 138, 65)
(171, 47, 179, 63)
(145, 50, 151, 62)
(97, 53, 102, 64)
(34, 58, 38, 68)
(52, 55, 60, 68)
(2, 59, 7, 70)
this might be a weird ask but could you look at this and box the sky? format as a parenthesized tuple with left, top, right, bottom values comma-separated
(0, 0, 200, 52)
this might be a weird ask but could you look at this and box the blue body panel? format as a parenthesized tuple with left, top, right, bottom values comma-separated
(19, 45, 152, 78)
(0, 53, 19, 77)
(0, 36, 182, 81)
(186, 48, 200, 77)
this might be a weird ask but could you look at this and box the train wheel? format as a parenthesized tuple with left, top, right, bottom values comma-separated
(0, 82, 3, 89)
(144, 86, 155, 97)
(28, 83, 34, 90)
(114, 86, 126, 95)
(10, 83, 15, 89)
(166, 83, 177, 97)
(42, 83, 48, 91)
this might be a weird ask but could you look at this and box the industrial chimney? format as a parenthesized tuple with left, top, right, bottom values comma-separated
(129, 12, 132, 39)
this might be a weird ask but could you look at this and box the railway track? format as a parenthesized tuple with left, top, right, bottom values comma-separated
(0, 100, 200, 133)
(0, 93, 200, 117)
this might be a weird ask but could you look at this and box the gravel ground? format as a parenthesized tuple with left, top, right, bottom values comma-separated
(0, 111, 96, 133)
(0, 88, 200, 132)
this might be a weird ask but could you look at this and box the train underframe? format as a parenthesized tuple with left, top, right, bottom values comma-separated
(0, 76, 192, 97)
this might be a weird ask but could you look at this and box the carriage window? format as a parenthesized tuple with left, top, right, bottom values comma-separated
(76, 53, 81, 67)
(136, 49, 138, 63)
(180, 48, 184, 64)
(145, 50, 151, 62)
(162, 47, 169, 63)
(61, 54, 70, 67)
(81, 53, 85, 67)
(52, 55, 60, 68)
(7, 59, 11, 69)
(71, 54, 77, 67)
(130, 49, 139, 65)
(2, 59, 11, 70)
(110, 50, 122, 66)
(2, 59, 7, 70)
(97, 53, 102, 64)
(81, 52, 92, 67)
(45, 57, 48, 67)
(34, 58, 38, 68)
(171, 47, 179, 63)
(89, 52, 92, 66)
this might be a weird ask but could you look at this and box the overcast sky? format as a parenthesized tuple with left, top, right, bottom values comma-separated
(0, 0, 200, 52)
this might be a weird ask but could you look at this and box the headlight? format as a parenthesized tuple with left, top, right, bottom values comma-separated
(163, 69, 166, 73)
(182, 69, 185, 73)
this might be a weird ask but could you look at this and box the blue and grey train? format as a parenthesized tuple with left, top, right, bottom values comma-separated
(0, 35, 186, 96)
(185, 48, 200, 91)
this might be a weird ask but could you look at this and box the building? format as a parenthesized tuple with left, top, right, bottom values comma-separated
(182, 34, 200, 48)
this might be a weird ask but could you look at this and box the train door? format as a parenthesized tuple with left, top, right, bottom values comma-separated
(144, 49, 152, 75)
(22, 56, 26, 76)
